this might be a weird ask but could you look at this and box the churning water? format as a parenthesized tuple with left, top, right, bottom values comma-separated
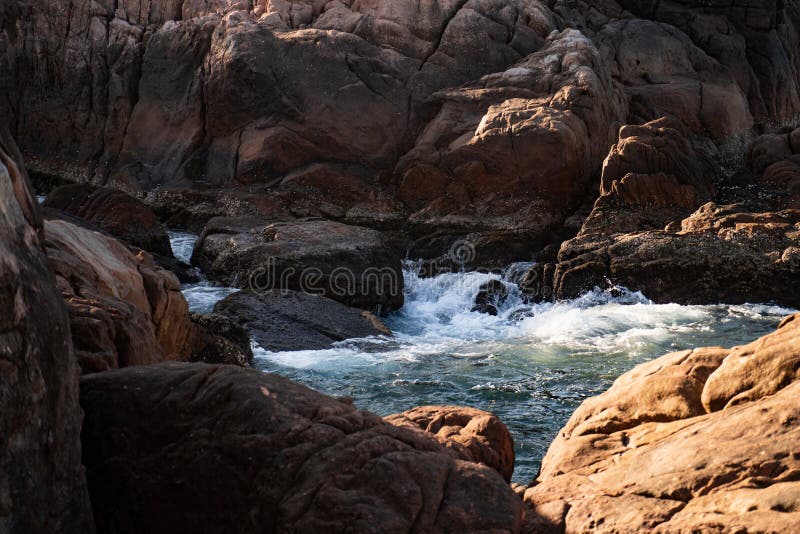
(169, 231, 793, 483)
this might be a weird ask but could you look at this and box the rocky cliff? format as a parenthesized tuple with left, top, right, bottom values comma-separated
(2, 0, 798, 261)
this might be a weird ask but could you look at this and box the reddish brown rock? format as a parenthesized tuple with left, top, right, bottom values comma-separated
(524, 312, 800, 533)
(43, 183, 173, 257)
(386, 406, 515, 482)
(0, 128, 94, 532)
(44, 218, 247, 372)
(80, 363, 523, 533)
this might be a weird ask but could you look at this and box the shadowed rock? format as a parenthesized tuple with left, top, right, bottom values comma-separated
(80, 363, 523, 533)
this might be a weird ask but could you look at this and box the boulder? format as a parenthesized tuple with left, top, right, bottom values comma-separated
(43, 183, 173, 257)
(194, 217, 404, 311)
(386, 406, 515, 482)
(0, 128, 94, 532)
(44, 218, 245, 372)
(80, 363, 523, 533)
(214, 290, 391, 353)
(524, 312, 800, 533)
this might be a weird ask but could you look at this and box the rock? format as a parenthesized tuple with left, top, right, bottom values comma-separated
(552, 203, 800, 307)
(194, 217, 404, 311)
(188, 312, 253, 367)
(472, 279, 510, 316)
(214, 290, 391, 353)
(41, 203, 199, 283)
(80, 363, 523, 533)
(44, 218, 194, 372)
(386, 406, 515, 482)
(0, 128, 94, 532)
(399, 28, 626, 251)
(43, 183, 173, 257)
(581, 117, 718, 237)
(524, 312, 800, 533)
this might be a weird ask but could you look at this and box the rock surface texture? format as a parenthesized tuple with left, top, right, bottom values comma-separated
(214, 290, 391, 352)
(386, 405, 516, 483)
(524, 312, 800, 533)
(3, 0, 797, 259)
(44, 217, 245, 372)
(0, 128, 94, 533)
(43, 184, 173, 257)
(80, 363, 523, 533)
(195, 217, 405, 311)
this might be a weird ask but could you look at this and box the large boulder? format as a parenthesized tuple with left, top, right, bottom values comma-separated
(524, 312, 800, 533)
(43, 183, 173, 257)
(194, 217, 405, 311)
(0, 129, 93, 532)
(214, 290, 391, 352)
(386, 406, 516, 483)
(80, 363, 523, 533)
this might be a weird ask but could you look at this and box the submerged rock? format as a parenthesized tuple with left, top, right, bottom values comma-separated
(194, 217, 404, 311)
(80, 363, 523, 533)
(214, 290, 391, 353)
(524, 312, 800, 532)
(0, 128, 94, 532)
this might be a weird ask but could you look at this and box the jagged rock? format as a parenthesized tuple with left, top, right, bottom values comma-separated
(194, 217, 404, 311)
(0, 128, 94, 532)
(214, 290, 391, 352)
(580, 117, 718, 237)
(386, 406, 515, 482)
(189, 312, 253, 367)
(80, 363, 523, 533)
(472, 279, 510, 316)
(43, 184, 173, 257)
(400, 28, 626, 253)
(524, 312, 800, 533)
(551, 203, 800, 307)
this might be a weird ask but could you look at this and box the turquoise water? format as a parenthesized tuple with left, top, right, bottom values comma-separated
(170, 231, 791, 483)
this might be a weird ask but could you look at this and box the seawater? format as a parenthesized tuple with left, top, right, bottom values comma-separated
(169, 231, 792, 483)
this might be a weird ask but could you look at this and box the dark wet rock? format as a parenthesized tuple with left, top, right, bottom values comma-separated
(0, 128, 94, 532)
(44, 184, 173, 257)
(80, 363, 523, 533)
(472, 280, 510, 316)
(194, 217, 404, 311)
(189, 312, 253, 367)
(214, 290, 391, 353)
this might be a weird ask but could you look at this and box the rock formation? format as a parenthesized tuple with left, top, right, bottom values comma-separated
(386, 405, 515, 482)
(0, 128, 94, 533)
(4, 1, 796, 260)
(45, 217, 250, 372)
(80, 363, 523, 533)
(44, 184, 173, 257)
(544, 122, 800, 307)
(524, 312, 800, 533)
(214, 289, 392, 352)
(194, 216, 405, 311)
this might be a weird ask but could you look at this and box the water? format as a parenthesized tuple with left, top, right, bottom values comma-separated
(170, 231, 793, 483)
(168, 230, 237, 313)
